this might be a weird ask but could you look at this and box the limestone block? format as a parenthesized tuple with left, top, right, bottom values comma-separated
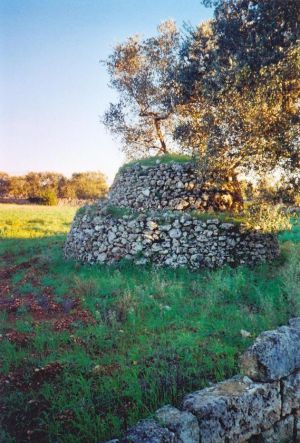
(169, 228, 182, 239)
(289, 318, 300, 329)
(282, 369, 300, 415)
(182, 376, 281, 443)
(296, 410, 300, 443)
(120, 419, 176, 443)
(147, 220, 158, 230)
(156, 405, 199, 443)
(251, 415, 295, 443)
(240, 320, 300, 381)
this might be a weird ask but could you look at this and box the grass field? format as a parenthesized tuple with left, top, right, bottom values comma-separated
(0, 204, 299, 442)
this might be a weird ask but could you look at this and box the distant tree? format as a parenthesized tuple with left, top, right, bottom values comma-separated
(0, 172, 10, 197)
(70, 172, 108, 199)
(39, 188, 58, 206)
(103, 20, 184, 159)
(0, 171, 108, 203)
(8, 176, 29, 198)
(25, 172, 64, 199)
(58, 176, 76, 199)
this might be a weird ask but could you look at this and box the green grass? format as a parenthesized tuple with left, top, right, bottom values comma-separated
(118, 153, 193, 172)
(99, 204, 245, 224)
(0, 204, 76, 238)
(0, 203, 299, 442)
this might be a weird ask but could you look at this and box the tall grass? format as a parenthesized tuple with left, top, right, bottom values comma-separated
(0, 204, 299, 442)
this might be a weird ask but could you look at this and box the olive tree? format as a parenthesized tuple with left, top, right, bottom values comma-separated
(103, 20, 184, 159)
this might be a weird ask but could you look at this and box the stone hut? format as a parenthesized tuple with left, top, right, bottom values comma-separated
(64, 159, 279, 269)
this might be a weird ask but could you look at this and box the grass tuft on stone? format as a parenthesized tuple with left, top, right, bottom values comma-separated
(118, 153, 194, 173)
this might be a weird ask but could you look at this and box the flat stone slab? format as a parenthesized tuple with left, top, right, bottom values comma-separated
(240, 318, 300, 382)
(182, 376, 281, 443)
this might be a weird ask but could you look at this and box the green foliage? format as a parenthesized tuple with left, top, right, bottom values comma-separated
(104, 0, 299, 192)
(103, 20, 182, 158)
(0, 204, 299, 441)
(243, 202, 297, 233)
(177, 0, 300, 179)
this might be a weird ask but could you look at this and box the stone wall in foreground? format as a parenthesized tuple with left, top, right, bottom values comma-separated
(107, 318, 300, 443)
(64, 204, 279, 269)
(108, 161, 243, 212)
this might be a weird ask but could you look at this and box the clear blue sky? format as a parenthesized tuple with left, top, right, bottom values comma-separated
(0, 0, 212, 182)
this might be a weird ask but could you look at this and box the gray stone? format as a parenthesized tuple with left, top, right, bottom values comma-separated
(160, 224, 172, 231)
(121, 419, 176, 443)
(253, 415, 295, 443)
(289, 317, 300, 329)
(282, 369, 300, 415)
(169, 229, 182, 239)
(142, 188, 150, 197)
(240, 322, 300, 381)
(64, 162, 280, 270)
(147, 220, 158, 230)
(156, 405, 199, 443)
(220, 223, 234, 230)
(108, 232, 116, 243)
(97, 253, 107, 262)
(296, 410, 300, 443)
(182, 376, 281, 443)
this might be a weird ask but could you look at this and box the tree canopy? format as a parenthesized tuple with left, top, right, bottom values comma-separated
(103, 20, 183, 158)
(0, 172, 108, 204)
(177, 0, 300, 180)
(103, 0, 300, 184)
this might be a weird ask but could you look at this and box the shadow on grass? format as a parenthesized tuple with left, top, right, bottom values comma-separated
(0, 234, 67, 266)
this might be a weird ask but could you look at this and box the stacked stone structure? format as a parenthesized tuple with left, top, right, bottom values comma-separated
(64, 160, 279, 269)
(107, 318, 300, 443)
(108, 161, 243, 212)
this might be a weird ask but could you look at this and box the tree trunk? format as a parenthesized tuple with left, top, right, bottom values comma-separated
(154, 118, 168, 154)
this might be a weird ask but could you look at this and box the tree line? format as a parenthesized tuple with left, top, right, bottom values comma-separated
(0, 171, 108, 205)
(103, 0, 299, 192)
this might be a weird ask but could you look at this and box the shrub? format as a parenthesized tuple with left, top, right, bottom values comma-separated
(294, 194, 300, 207)
(243, 202, 294, 233)
(39, 189, 58, 206)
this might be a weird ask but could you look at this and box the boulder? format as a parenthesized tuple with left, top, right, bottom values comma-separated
(282, 369, 300, 415)
(120, 419, 175, 443)
(156, 405, 199, 443)
(240, 319, 300, 381)
(182, 376, 281, 443)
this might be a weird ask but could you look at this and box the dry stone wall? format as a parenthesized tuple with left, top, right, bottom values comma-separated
(64, 203, 279, 269)
(109, 161, 243, 212)
(106, 318, 300, 443)
(64, 160, 279, 269)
